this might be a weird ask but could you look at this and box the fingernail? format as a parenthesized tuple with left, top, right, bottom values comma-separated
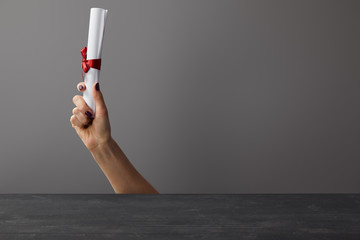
(95, 82, 100, 91)
(85, 111, 92, 119)
(79, 85, 84, 91)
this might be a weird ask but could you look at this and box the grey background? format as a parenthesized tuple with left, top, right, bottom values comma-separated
(0, 0, 359, 193)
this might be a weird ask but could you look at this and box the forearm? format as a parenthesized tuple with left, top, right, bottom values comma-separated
(90, 137, 158, 194)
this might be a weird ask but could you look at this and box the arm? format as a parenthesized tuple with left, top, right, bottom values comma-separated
(70, 82, 158, 194)
(90, 137, 158, 194)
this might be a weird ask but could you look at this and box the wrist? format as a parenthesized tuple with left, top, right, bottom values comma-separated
(89, 136, 116, 160)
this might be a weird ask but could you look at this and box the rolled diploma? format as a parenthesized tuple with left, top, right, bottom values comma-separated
(83, 8, 108, 117)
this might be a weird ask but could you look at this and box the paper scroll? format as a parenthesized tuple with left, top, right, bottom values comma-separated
(83, 8, 108, 116)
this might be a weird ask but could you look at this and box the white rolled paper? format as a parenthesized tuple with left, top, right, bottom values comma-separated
(83, 8, 108, 117)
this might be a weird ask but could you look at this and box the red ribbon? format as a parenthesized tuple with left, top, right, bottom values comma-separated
(81, 47, 101, 80)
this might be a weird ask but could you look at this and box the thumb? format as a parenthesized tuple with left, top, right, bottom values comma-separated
(92, 82, 107, 117)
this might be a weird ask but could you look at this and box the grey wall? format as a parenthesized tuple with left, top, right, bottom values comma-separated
(0, 0, 359, 193)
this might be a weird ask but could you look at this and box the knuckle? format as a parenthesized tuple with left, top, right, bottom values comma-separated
(70, 115, 76, 125)
(72, 107, 79, 115)
(72, 95, 79, 103)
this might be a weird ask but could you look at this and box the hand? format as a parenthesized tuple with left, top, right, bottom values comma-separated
(70, 82, 111, 152)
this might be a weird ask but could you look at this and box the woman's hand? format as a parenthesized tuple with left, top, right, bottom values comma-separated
(70, 82, 158, 193)
(70, 82, 112, 152)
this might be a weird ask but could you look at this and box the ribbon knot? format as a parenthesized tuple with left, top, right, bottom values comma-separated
(81, 47, 102, 80)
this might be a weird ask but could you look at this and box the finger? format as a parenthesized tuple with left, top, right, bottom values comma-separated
(72, 107, 93, 125)
(72, 95, 93, 116)
(70, 115, 83, 128)
(92, 82, 108, 117)
(77, 82, 86, 92)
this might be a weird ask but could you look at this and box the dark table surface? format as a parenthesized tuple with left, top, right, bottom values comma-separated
(0, 194, 359, 239)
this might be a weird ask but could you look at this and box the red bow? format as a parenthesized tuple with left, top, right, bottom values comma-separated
(81, 47, 101, 80)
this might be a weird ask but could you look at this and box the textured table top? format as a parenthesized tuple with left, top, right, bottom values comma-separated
(0, 194, 359, 239)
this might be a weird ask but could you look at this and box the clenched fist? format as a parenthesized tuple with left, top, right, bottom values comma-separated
(70, 82, 111, 152)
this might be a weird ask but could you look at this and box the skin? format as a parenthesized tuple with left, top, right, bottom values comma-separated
(70, 82, 158, 194)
